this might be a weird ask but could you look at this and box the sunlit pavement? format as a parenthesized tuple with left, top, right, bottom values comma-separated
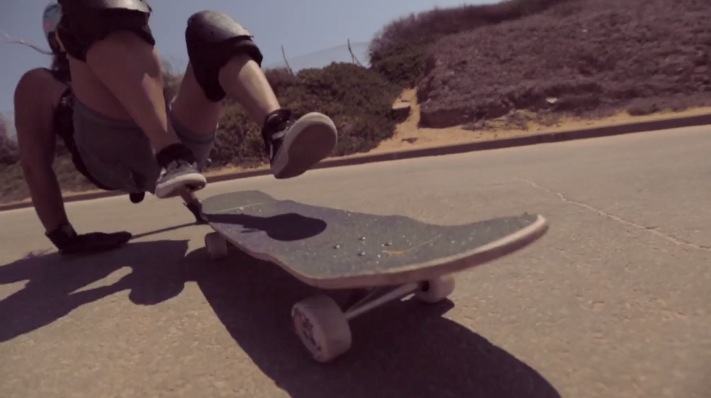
(1, 125, 709, 398)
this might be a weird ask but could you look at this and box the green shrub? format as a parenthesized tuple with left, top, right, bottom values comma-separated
(209, 103, 266, 168)
(280, 63, 402, 156)
(0, 123, 17, 166)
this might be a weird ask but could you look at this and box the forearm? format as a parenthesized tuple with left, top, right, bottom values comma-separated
(22, 164, 68, 232)
(22, 162, 132, 256)
(13, 68, 71, 233)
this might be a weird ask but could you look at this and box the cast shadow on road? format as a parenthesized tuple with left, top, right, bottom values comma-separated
(0, 236, 192, 343)
(187, 247, 562, 398)
(205, 213, 327, 241)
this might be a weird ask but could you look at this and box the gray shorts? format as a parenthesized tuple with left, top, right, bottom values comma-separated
(71, 95, 216, 194)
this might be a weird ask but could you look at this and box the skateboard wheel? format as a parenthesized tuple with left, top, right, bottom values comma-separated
(414, 275, 456, 303)
(205, 232, 228, 260)
(291, 295, 352, 363)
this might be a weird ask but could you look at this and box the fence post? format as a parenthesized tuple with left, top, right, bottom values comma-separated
(281, 45, 295, 76)
(347, 38, 364, 67)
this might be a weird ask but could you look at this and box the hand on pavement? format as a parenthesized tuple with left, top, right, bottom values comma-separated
(46, 222, 132, 256)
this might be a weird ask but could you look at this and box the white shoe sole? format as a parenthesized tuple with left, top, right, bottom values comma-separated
(154, 172, 207, 199)
(271, 112, 338, 179)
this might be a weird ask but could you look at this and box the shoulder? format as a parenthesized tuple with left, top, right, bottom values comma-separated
(15, 68, 71, 109)
(16, 67, 63, 87)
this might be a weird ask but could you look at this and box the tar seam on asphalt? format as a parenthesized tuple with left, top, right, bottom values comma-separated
(519, 178, 711, 252)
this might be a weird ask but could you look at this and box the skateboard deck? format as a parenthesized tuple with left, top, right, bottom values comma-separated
(200, 190, 548, 289)
(200, 190, 549, 363)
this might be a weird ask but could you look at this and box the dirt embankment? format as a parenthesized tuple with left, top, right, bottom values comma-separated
(416, 0, 711, 129)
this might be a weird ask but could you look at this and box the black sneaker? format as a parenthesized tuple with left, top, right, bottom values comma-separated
(262, 109, 338, 179)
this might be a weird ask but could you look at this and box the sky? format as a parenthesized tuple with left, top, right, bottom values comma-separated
(0, 0, 496, 135)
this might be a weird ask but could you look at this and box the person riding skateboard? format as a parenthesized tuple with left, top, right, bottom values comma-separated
(14, 0, 338, 256)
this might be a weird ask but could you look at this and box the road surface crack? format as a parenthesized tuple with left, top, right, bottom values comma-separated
(520, 179, 711, 252)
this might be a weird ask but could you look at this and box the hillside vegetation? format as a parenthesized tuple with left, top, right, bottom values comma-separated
(416, 0, 711, 128)
(1, 0, 709, 203)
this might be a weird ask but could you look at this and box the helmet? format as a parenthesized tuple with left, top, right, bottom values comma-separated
(42, 1, 62, 38)
(42, 1, 63, 53)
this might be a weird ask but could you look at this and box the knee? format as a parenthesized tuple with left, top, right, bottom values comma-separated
(185, 10, 264, 102)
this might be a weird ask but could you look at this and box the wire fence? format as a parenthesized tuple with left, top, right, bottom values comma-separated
(265, 39, 371, 74)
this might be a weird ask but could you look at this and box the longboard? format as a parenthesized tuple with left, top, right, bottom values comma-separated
(200, 190, 548, 362)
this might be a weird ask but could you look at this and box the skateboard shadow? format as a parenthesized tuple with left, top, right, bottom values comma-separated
(0, 238, 191, 343)
(188, 248, 562, 398)
(130, 221, 196, 240)
(206, 213, 327, 241)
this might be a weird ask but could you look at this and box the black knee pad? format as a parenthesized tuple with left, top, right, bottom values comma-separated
(185, 10, 264, 102)
(56, 0, 155, 61)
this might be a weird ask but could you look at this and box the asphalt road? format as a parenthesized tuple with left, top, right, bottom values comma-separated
(1, 125, 709, 398)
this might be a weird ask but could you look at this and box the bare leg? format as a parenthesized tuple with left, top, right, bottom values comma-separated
(168, 65, 216, 224)
(169, 59, 279, 224)
(172, 10, 337, 185)
(170, 64, 222, 137)
(73, 30, 180, 151)
(218, 54, 281, 123)
(170, 55, 281, 135)
(170, 48, 284, 142)
(55, 1, 206, 198)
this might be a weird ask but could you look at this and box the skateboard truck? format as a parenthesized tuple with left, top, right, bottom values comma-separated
(205, 230, 454, 363)
(289, 277, 456, 363)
